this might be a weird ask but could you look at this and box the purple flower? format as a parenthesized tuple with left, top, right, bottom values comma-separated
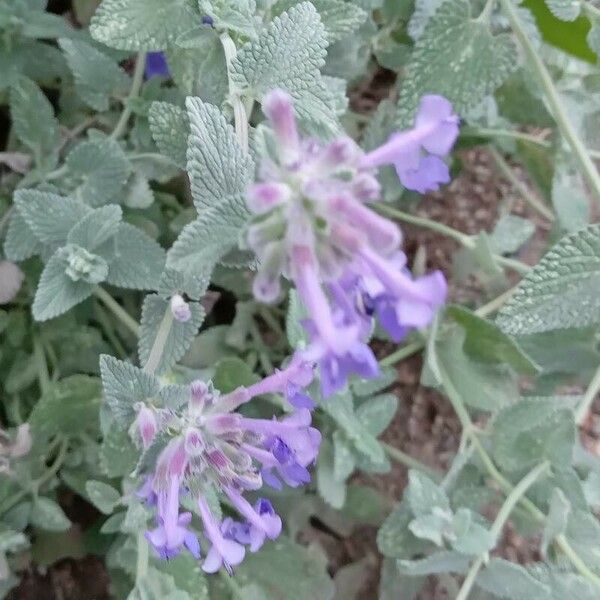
(240, 409, 321, 488)
(224, 490, 282, 552)
(135, 366, 317, 571)
(145, 474, 200, 560)
(246, 89, 453, 395)
(144, 51, 170, 80)
(360, 95, 459, 193)
(198, 496, 245, 574)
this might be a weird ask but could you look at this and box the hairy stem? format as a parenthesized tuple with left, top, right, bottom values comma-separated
(110, 52, 147, 141)
(375, 203, 530, 275)
(382, 442, 443, 481)
(428, 315, 600, 586)
(456, 461, 550, 600)
(220, 32, 249, 151)
(499, 0, 600, 202)
(92, 286, 140, 337)
(143, 308, 173, 375)
(489, 147, 555, 222)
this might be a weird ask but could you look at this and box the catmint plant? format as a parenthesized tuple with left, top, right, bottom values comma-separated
(131, 360, 318, 572)
(3, 0, 600, 598)
(247, 90, 454, 395)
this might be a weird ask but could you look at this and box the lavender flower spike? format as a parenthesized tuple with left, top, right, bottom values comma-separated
(246, 89, 452, 395)
(134, 367, 318, 571)
(360, 95, 459, 193)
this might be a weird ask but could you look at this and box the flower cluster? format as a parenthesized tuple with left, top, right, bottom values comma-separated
(133, 358, 319, 573)
(246, 90, 458, 396)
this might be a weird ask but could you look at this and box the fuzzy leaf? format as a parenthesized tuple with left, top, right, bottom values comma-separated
(67, 205, 122, 251)
(30, 498, 71, 532)
(29, 375, 102, 439)
(398, 551, 470, 576)
(32, 250, 94, 321)
(166, 195, 249, 287)
(90, 0, 199, 50)
(14, 190, 91, 247)
(86, 481, 121, 515)
(323, 391, 385, 464)
(234, 536, 335, 600)
(546, 0, 581, 21)
(59, 38, 130, 111)
(99, 354, 160, 422)
(105, 223, 165, 290)
(355, 393, 398, 436)
(9, 76, 59, 169)
(497, 225, 600, 335)
(148, 101, 189, 169)
(492, 397, 577, 472)
(3, 211, 42, 261)
(397, 0, 517, 125)
(317, 438, 346, 508)
(273, 0, 367, 42)
(446, 306, 539, 375)
(65, 138, 131, 207)
(185, 97, 254, 211)
(138, 295, 205, 375)
(230, 3, 338, 134)
(476, 558, 551, 599)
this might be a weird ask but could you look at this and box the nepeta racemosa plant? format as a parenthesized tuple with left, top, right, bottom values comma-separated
(247, 90, 455, 396)
(5, 0, 600, 598)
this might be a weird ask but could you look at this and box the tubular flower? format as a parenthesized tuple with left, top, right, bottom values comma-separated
(135, 360, 319, 572)
(246, 90, 455, 395)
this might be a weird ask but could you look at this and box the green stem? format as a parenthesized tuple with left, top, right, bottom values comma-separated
(220, 32, 249, 151)
(94, 301, 129, 359)
(92, 287, 140, 337)
(379, 340, 424, 367)
(33, 336, 50, 395)
(499, 0, 600, 203)
(382, 442, 443, 481)
(489, 147, 555, 222)
(476, 0, 495, 22)
(143, 308, 173, 374)
(462, 126, 552, 148)
(429, 315, 600, 586)
(110, 52, 147, 141)
(376, 203, 471, 245)
(375, 203, 530, 275)
(575, 362, 600, 425)
(135, 531, 149, 584)
(456, 461, 550, 600)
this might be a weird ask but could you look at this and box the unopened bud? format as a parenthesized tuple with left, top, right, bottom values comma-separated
(170, 294, 191, 322)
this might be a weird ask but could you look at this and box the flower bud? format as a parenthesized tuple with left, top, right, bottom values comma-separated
(170, 294, 191, 322)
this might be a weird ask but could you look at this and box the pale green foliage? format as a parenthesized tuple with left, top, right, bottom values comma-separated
(273, 0, 367, 43)
(397, 0, 517, 125)
(138, 294, 206, 374)
(90, 0, 200, 50)
(230, 2, 341, 134)
(545, 0, 581, 21)
(59, 38, 130, 111)
(184, 97, 254, 212)
(148, 102, 189, 169)
(497, 225, 600, 334)
(9, 76, 60, 169)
